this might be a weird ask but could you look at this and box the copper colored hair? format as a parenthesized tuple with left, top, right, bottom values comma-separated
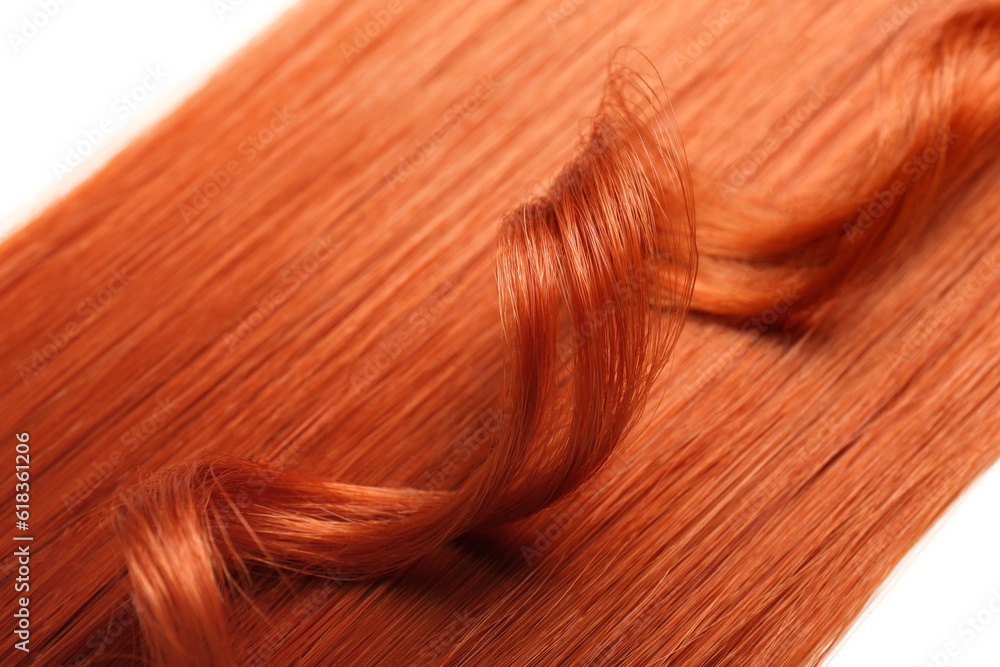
(3, 0, 1000, 665)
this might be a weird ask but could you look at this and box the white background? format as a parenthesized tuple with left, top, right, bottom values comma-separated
(1, 2, 998, 665)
